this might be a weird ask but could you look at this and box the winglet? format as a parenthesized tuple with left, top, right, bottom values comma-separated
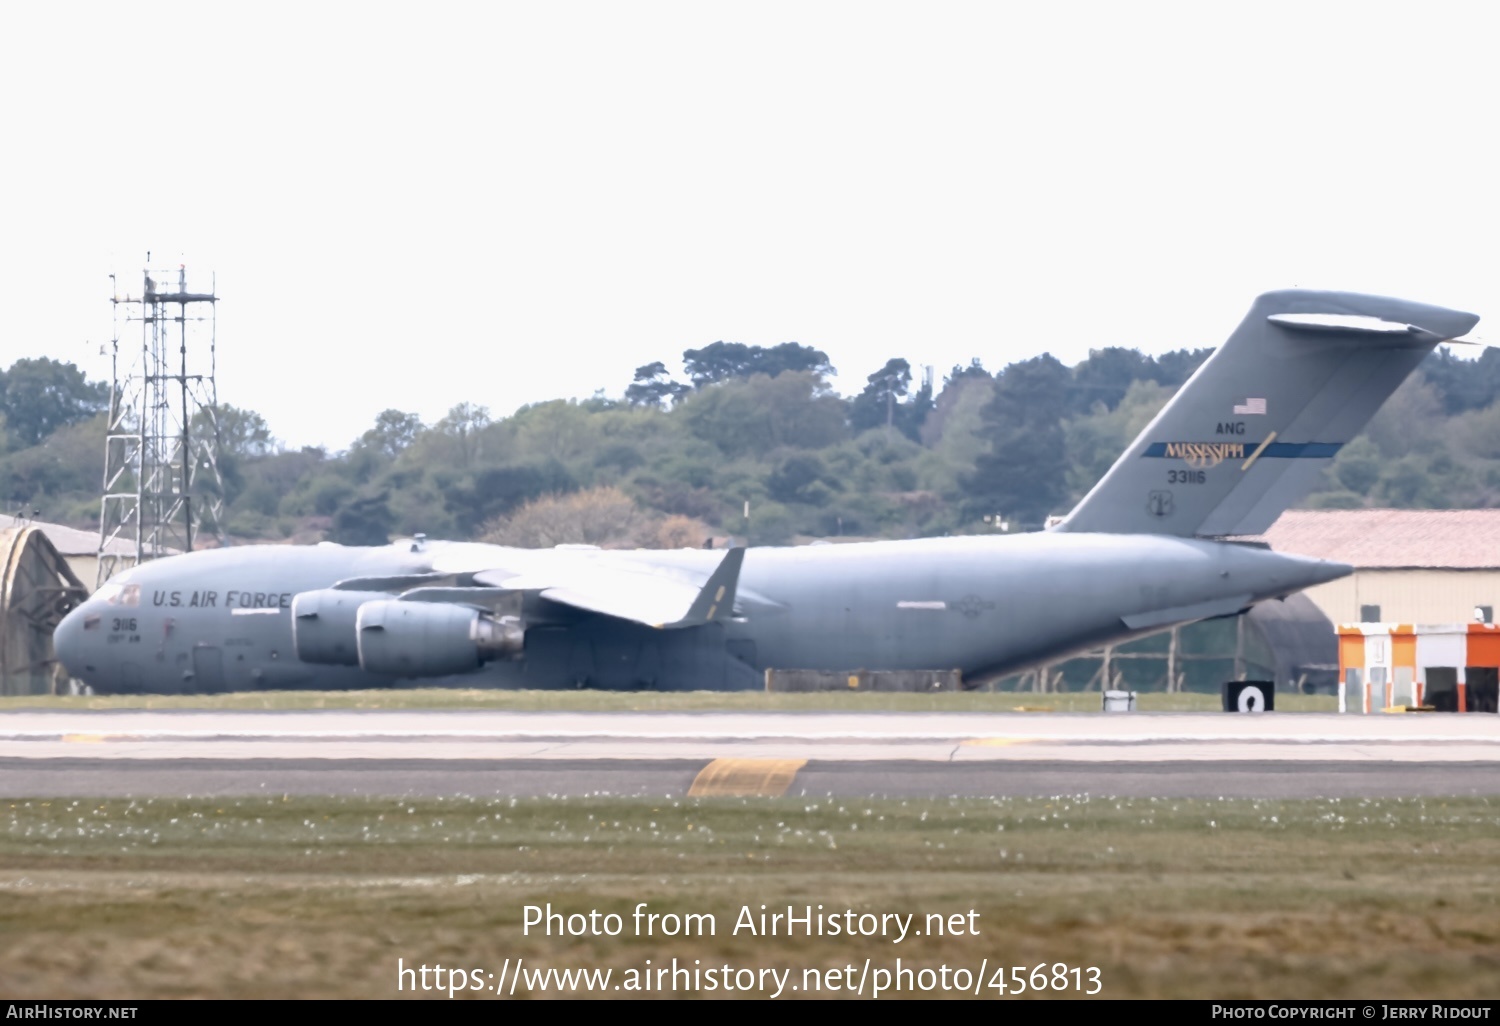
(672, 547, 745, 627)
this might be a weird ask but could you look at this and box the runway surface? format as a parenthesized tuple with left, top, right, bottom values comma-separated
(2, 709, 1497, 797)
(5, 757, 1500, 799)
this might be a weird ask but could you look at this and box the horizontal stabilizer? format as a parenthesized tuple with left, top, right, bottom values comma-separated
(1267, 312, 1432, 338)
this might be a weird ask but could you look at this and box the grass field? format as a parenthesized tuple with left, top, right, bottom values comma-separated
(0, 687, 1341, 714)
(2, 793, 1496, 999)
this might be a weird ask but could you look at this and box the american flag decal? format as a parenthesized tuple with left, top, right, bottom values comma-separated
(1234, 397, 1267, 415)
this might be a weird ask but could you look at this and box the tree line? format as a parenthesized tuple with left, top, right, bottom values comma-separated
(4, 341, 1500, 547)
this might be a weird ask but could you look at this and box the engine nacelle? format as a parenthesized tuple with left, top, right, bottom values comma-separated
(292, 590, 390, 666)
(356, 599, 524, 678)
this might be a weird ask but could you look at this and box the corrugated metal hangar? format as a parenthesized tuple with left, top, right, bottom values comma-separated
(0, 514, 142, 695)
(1009, 508, 1500, 698)
(1255, 509, 1500, 626)
(0, 513, 130, 591)
(0, 523, 89, 695)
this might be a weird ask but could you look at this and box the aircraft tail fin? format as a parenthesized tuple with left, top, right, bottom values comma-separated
(1055, 290, 1479, 538)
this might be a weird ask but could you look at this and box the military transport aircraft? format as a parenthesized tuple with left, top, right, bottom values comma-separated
(54, 290, 1479, 693)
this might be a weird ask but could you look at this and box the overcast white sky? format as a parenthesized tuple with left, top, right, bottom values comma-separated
(1, 1, 1494, 450)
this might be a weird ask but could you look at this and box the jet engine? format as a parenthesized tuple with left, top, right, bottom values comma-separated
(291, 590, 391, 665)
(355, 599, 524, 677)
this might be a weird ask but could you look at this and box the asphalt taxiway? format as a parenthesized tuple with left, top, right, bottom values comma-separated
(2, 709, 1497, 798)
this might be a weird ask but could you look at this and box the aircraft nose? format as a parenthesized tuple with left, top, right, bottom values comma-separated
(53, 601, 95, 678)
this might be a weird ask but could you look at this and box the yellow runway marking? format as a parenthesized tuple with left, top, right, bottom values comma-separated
(960, 738, 1042, 747)
(688, 758, 806, 797)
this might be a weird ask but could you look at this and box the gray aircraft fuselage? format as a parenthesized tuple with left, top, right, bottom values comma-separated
(54, 533, 1347, 693)
(53, 288, 1477, 694)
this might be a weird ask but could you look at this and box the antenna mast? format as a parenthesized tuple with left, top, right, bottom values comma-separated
(96, 260, 226, 585)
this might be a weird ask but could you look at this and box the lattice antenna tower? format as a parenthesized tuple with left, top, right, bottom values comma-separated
(96, 261, 227, 586)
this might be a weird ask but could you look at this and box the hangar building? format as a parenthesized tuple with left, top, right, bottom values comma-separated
(0, 523, 90, 695)
(1008, 507, 1500, 697)
(0, 515, 145, 695)
(0, 513, 139, 592)
(1255, 509, 1500, 626)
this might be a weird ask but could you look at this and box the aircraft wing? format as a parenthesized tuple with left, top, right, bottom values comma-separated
(427, 545, 745, 630)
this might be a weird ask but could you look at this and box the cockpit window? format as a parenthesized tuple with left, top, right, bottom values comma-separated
(96, 583, 141, 607)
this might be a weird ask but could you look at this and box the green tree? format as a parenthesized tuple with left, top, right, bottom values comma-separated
(281, 474, 355, 518)
(330, 492, 395, 546)
(1068, 347, 1156, 415)
(356, 409, 423, 459)
(441, 460, 577, 536)
(922, 368, 992, 445)
(849, 359, 912, 434)
(964, 353, 1071, 528)
(1150, 348, 1213, 388)
(1067, 347, 1209, 415)
(185, 402, 273, 507)
(1362, 377, 1444, 459)
(1419, 347, 1500, 415)
(624, 362, 691, 408)
(903, 375, 935, 442)
(0, 358, 108, 447)
(506, 400, 601, 464)
(848, 359, 933, 442)
(681, 342, 833, 388)
(1063, 380, 1173, 501)
(678, 371, 848, 458)
(1375, 456, 1441, 507)
(0, 412, 106, 514)
(236, 447, 326, 517)
(1453, 399, 1500, 461)
(1331, 437, 1382, 495)
(767, 453, 840, 504)
(944, 358, 991, 386)
(436, 402, 491, 468)
(211, 404, 274, 459)
(744, 499, 796, 545)
(914, 375, 994, 497)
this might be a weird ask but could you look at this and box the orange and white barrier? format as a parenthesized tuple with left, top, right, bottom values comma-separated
(1337, 622, 1499, 713)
